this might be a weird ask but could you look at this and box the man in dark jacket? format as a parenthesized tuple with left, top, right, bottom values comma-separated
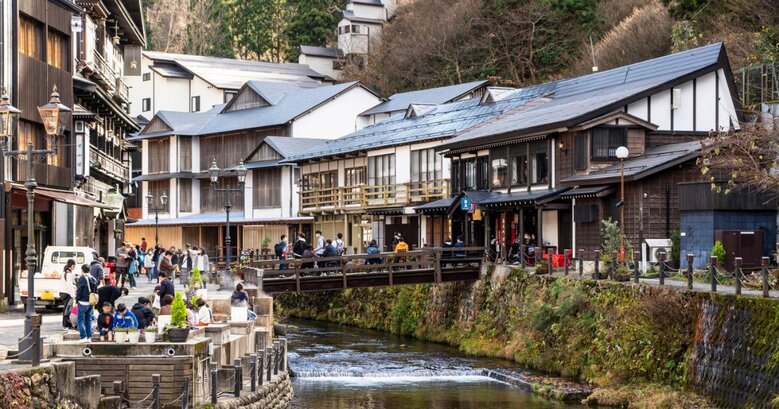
(76, 268, 98, 341)
(89, 259, 103, 282)
(158, 271, 175, 301)
(97, 284, 128, 309)
(131, 297, 156, 329)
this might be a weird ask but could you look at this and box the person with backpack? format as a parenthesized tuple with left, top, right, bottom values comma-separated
(334, 233, 345, 256)
(366, 240, 381, 265)
(275, 235, 289, 270)
(292, 233, 307, 259)
(76, 266, 98, 342)
(61, 259, 77, 329)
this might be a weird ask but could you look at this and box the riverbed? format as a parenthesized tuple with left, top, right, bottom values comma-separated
(286, 319, 581, 408)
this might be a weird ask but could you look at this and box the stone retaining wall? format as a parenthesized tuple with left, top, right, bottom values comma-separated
(0, 362, 101, 409)
(213, 372, 293, 409)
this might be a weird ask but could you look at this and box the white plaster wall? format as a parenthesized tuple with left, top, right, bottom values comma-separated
(695, 72, 717, 132)
(125, 55, 155, 117)
(291, 86, 381, 138)
(542, 210, 558, 248)
(674, 80, 695, 131)
(650, 89, 672, 130)
(351, 3, 385, 20)
(192, 179, 201, 214)
(189, 75, 224, 112)
(154, 77, 190, 113)
(626, 98, 649, 121)
(717, 68, 740, 131)
(299, 54, 341, 81)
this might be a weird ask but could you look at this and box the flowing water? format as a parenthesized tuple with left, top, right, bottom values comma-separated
(286, 319, 582, 409)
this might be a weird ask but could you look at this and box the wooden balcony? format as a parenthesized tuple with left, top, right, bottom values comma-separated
(89, 146, 130, 182)
(17, 162, 72, 189)
(113, 77, 130, 103)
(91, 51, 117, 92)
(300, 179, 449, 212)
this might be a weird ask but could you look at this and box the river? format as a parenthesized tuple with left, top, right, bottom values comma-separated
(286, 319, 582, 408)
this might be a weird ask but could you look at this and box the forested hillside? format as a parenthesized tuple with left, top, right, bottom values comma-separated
(143, 0, 778, 95)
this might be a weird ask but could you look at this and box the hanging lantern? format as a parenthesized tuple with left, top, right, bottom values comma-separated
(0, 88, 21, 139)
(37, 85, 71, 137)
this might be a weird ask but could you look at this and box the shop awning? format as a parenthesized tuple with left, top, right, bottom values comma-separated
(479, 188, 569, 208)
(560, 185, 615, 199)
(415, 196, 455, 214)
(9, 184, 114, 209)
(129, 212, 313, 226)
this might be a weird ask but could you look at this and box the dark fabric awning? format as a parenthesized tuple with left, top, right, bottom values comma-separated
(479, 188, 569, 208)
(560, 185, 615, 199)
(415, 197, 455, 214)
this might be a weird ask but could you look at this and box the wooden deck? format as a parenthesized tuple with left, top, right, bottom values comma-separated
(244, 247, 485, 293)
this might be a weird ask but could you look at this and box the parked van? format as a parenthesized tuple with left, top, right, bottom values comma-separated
(20, 246, 99, 308)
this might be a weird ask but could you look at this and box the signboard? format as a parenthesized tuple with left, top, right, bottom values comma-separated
(460, 197, 471, 211)
(74, 123, 89, 178)
(123, 45, 142, 76)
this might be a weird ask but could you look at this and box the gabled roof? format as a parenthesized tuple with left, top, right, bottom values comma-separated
(442, 43, 736, 152)
(130, 82, 372, 140)
(285, 85, 559, 163)
(342, 9, 385, 24)
(362, 80, 490, 116)
(299, 45, 345, 59)
(143, 51, 328, 89)
(560, 141, 702, 186)
(263, 137, 329, 159)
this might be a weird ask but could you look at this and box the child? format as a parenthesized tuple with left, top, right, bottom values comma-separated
(113, 303, 139, 329)
(197, 298, 212, 326)
(97, 302, 114, 341)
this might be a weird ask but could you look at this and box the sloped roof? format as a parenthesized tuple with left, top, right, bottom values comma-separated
(442, 43, 731, 151)
(143, 51, 328, 89)
(342, 9, 384, 24)
(130, 82, 367, 140)
(264, 137, 329, 159)
(560, 141, 702, 186)
(350, 0, 384, 6)
(299, 45, 345, 59)
(362, 80, 490, 116)
(285, 85, 555, 162)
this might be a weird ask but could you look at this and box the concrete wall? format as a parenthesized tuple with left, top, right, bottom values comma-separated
(291, 86, 381, 139)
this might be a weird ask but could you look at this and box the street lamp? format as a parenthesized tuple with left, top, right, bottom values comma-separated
(0, 85, 70, 367)
(145, 191, 168, 247)
(208, 159, 247, 289)
(616, 146, 629, 264)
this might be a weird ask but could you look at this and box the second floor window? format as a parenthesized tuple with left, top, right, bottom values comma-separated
(345, 167, 365, 186)
(530, 140, 548, 185)
(410, 148, 443, 183)
(47, 30, 68, 70)
(20, 17, 42, 59)
(148, 139, 170, 174)
(142, 98, 151, 112)
(490, 148, 508, 188)
(179, 137, 192, 171)
(143, 73, 151, 81)
(591, 126, 627, 161)
(179, 179, 192, 213)
(367, 154, 395, 187)
(224, 91, 237, 103)
(253, 168, 281, 208)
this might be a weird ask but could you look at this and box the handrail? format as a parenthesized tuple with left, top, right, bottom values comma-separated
(300, 179, 449, 210)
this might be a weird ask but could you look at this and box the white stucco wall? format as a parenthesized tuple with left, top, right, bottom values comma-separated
(299, 54, 341, 81)
(291, 86, 381, 138)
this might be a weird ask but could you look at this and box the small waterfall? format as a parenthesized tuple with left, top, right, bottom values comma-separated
(292, 369, 486, 379)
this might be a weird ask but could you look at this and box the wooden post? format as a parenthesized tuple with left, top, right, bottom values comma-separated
(761, 256, 770, 298)
(710, 256, 718, 293)
(633, 250, 640, 284)
(434, 248, 442, 284)
(658, 252, 666, 286)
(547, 248, 554, 275)
(342, 261, 347, 289)
(112, 380, 123, 397)
(686, 254, 694, 290)
(273, 342, 280, 375)
(250, 354, 257, 392)
(151, 374, 161, 409)
(182, 377, 190, 409)
(295, 269, 300, 292)
(610, 250, 618, 280)
(233, 358, 242, 397)
(593, 250, 600, 280)
(564, 249, 570, 276)
(266, 349, 272, 382)
(388, 255, 394, 286)
(578, 249, 584, 277)
(520, 245, 526, 268)
(734, 257, 742, 295)
(258, 349, 265, 386)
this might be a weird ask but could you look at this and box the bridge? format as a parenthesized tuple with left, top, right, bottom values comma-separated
(242, 247, 485, 293)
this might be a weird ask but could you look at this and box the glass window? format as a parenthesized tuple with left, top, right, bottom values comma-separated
(142, 98, 151, 112)
(143, 72, 151, 81)
(253, 168, 281, 208)
(530, 140, 548, 185)
(190, 96, 201, 112)
(51, 251, 86, 264)
(591, 127, 627, 161)
(345, 167, 365, 186)
(367, 154, 396, 187)
(510, 143, 528, 187)
(179, 138, 192, 171)
(19, 17, 41, 59)
(465, 160, 477, 190)
(490, 148, 508, 188)
(411, 148, 442, 183)
(47, 30, 67, 70)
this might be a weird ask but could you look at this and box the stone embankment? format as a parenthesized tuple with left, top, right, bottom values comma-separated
(277, 264, 779, 408)
(212, 372, 293, 409)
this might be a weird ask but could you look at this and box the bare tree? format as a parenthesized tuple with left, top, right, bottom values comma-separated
(146, 0, 190, 53)
(700, 115, 779, 195)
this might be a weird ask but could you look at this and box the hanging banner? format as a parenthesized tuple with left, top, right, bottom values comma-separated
(123, 45, 142, 76)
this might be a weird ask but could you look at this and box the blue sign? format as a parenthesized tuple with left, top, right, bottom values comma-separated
(460, 197, 471, 211)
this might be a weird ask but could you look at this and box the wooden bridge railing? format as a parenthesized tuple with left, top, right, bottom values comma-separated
(244, 247, 485, 293)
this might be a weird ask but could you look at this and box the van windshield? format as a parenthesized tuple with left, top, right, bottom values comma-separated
(51, 251, 86, 264)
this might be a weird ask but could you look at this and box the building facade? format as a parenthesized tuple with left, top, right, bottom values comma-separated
(125, 80, 381, 259)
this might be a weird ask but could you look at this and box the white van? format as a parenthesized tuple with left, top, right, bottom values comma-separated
(20, 246, 99, 308)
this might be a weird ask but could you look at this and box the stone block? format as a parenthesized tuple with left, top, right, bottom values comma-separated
(205, 323, 232, 345)
(73, 375, 102, 409)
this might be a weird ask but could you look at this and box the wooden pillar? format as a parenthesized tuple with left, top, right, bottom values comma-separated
(518, 208, 525, 248)
(440, 215, 445, 244)
(484, 211, 491, 248)
(536, 207, 543, 251)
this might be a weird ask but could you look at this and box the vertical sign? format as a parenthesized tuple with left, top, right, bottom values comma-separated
(124, 45, 142, 76)
(74, 121, 89, 178)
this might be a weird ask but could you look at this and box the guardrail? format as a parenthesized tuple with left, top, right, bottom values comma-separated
(300, 179, 449, 211)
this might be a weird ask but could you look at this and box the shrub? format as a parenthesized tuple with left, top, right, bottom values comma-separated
(670, 229, 681, 263)
(601, 218, 633, 264)
(711, 241, 726, 265)
(170, 292, 188, 329)
(190, 268, 203, 287)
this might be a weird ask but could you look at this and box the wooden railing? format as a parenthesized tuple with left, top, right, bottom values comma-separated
(92, 51, 117, 91)
(90, 146, 129, 182)
(114, 77, 129, 102)
(300, 179, 449, 211)
(244, 246, 485, 293)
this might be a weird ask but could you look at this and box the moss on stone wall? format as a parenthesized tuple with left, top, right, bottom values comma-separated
(276, 267, 779, 407)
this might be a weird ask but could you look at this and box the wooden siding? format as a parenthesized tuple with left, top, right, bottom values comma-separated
(198, 127, 286, 172)
(243, 225, 288, 249)
(555, 132, 575, 182)
(125, 225, 183, 248)
(626, 128, 645, 156)
(200, 177, 244, 213)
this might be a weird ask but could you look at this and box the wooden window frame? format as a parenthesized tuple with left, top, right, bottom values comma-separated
(591, 126, 627, 162)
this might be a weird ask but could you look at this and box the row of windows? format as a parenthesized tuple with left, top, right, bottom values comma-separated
(20, 16, 68, 70)
(338, 24, 370, 35)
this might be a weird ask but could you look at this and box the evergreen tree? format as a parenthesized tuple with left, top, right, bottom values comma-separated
(285, 0, 345, 61)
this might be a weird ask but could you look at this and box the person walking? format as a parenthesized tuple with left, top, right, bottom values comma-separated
(275, 235, 288, 270)
(159, 250, 175, 279)
(292, 233, 306, 259)
(61, 259, 77, 329)
(179, 245, 192, 286)
(127, 245, 138, 288)
(115, 242, 131, 288)
(334, 233, 345, 256)
(144, 249, 155, 282)
(76, 267, 98, 342)
(158, 269, 175, 301)
(195, 247, 211, 284)
(141, 237, 147, 253)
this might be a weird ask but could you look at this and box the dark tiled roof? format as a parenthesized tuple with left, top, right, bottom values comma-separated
(299, 45, 345, 59)
(285, 86, 551, 162)
(362, 80, 490, 116)
(480, 188, 569, 207)
(263, 137, 329, 159)
(342, 10, 384, 24)
(559, 185, 615, 198)
(149, 63, 193, 79)
(415, 197, 455, 213)
(560, 141, 702, 186)
(350, 0, 384, 6)
(442, 43, 726, 151)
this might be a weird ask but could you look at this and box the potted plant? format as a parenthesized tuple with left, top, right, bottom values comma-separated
(190, 268, 203, 289)
(144, 326, 157, 343)
(127, 327, 141, 343)
(114, 327, 128, 343)
(261, 237, 272, 255)
(166, 293, 190, 342)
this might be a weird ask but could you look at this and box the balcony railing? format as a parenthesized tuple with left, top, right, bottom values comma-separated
(300, 179, 449, 212)
(89, 146, 130, 182)
(114, 77, 129, 102)
(92, 51, 117, 91)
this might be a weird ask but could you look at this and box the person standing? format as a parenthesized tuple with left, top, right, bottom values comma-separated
(158, 270, 175, 301)
(127, 245, 138, 288)
(76, 268, 98, 342)
(115, 242, 130, 288)
(144, 249, 155, 283)
(179, 245, 192, 286)
(61, 259, 77, 329)
(292, 233, 307, 259)
(334, 233, 345, 256)
(275, 235, 288, 271)
(89, 257, 103, 283)
(141, 237, 147, 253)
(97, 283, 128, 309)
(313, 231, 325, 256)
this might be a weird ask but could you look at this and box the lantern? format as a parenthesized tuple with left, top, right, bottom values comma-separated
(37, 85, 71, 137)
(0, 89, 21, 139)
(236, 161, 247, 185)
(160, 191, 168, 206)
(209, 160, 220, 184)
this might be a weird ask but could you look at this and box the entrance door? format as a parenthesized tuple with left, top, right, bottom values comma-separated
(715, 230, 765, 270)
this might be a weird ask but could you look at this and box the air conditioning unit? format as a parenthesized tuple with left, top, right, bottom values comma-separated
(645, 239, 672, 263)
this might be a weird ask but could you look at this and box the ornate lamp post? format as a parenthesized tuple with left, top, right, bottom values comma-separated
(208, 160, 247, 289)
(145, 191, 168, 247)
(1, 86, 70, 366)
(615, 146, 629, 264)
